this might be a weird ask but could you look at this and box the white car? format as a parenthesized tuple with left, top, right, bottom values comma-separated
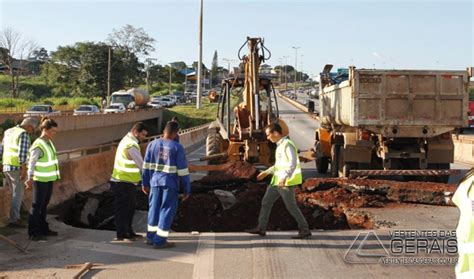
(158, 97, 175, 107)
(23, 105, 60, 117)
(73, 105, 100, 116)
(104, 103, 126, 114)
(148, 101, 163, 109)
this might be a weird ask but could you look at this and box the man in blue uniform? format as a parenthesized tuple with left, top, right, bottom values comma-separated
(142, 121, 191, 249)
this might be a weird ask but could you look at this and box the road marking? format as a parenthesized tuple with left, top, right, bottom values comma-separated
(192, 232, 215, 279)
(68, 240, 195, 265)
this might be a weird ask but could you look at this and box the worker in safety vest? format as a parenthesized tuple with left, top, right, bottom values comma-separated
(110, 122, 148, 242)
(142, 121, 191, 249)
(453, 169, 474, 278)
(0, 117, 38, 228)
(247, 122, 311, 239)
(25, 117, 60, 241)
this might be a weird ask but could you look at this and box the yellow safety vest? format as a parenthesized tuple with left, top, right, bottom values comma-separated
(453, 174, 474, 278)
(270, 137, 302, 186)
(2, 126, 28, 167)
(31, 138, 60, 182)
(111, 133, 141, 183)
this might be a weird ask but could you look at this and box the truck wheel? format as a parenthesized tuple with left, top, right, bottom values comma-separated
(206, 128, 224, 165)
(330, 144, 340, 178)
(315, 141, 329, 174)
(337, 147, 356, 178)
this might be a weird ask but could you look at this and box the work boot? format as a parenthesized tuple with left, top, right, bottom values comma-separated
(30, 235, 47, 242)
(245, 227, 266, 236)
(291, 230, 312, 239)
(111, 238, 134, 243)
(129, 232, 143, 239)
(153, 242, 176, 249)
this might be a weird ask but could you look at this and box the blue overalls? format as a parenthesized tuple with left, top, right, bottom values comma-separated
(142, 138, 191, 246)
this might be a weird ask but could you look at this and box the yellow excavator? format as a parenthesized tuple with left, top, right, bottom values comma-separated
(189, 37, 289, 172)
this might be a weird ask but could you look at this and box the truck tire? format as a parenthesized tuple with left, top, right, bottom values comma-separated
(206, 128, 224, 165)
(330, 144, 340, 178)
(338, 147, 357, 178)
(315, 141, 329, 174)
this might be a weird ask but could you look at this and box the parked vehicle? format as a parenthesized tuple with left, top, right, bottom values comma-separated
(23, 105, 60, 117)
(110, 88, 149, 109)
(104, 103, 126, 114)
(148, 100, 164, 109)
(159, 97, 175, 107)
(172, 91, 186, 103)
(314, 65, 472, 183)
(73, 105, 100, 116)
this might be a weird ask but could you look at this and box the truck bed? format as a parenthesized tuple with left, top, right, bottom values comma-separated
(320, 67, 470, 137)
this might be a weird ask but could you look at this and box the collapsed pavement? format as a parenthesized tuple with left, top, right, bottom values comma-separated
(55, 161, 458, 233)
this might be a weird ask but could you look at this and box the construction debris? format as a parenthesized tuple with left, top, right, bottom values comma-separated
(65, 262, 103, 279)
(0, 234, 29, 254)
(56, 173, 458, 232)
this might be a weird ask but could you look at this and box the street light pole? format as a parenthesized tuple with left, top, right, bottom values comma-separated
(283, 55, 289, 92)
(292, 46, 300, 100)
(196, 0, 203, 109)
(107, 46, 112, 106)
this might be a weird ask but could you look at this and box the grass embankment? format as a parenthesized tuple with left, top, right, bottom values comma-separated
(164, 101, 218, 129)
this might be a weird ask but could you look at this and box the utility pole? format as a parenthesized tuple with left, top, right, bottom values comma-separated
(196, 0, 203, 109)
(107, 46, 112, 106)
(222, 58, 236, 78)
(292, 46, 300, 100)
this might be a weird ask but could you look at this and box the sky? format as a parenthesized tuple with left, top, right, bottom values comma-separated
(0, 0, 472, 77)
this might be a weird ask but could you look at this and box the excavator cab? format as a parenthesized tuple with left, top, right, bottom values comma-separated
(205, 37, 287, 166)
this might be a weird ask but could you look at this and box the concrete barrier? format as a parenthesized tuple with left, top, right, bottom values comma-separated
(453, 135, 474, 166)
(277, 93, 320, 121)
(0, 122, 210, 226)
(1, 108, 164, 151)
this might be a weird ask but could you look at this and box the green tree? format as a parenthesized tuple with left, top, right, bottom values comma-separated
(107, 24, 156, 57)
(211, 50, 218, 85)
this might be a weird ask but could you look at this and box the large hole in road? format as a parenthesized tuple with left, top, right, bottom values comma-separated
(55, 162, 453, 232)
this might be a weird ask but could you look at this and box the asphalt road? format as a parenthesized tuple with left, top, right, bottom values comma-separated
(0, 96, 467, 279)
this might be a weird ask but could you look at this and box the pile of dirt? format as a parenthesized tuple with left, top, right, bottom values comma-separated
(59, 176, 455, 232)
(173, 183, 353, 231)
(302, 178, 456, 206)
(196, 161, 257, 185)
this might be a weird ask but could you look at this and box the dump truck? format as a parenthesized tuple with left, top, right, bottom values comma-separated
(314, 65, 473, 182)
(110, 88, 150, 109)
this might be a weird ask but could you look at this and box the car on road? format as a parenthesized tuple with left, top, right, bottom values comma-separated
(159, 97, 175, 107)
(148, 100, 164, 109)
(172, 91, 186, 103)
(73, 105, 100, 116)
(104, 103, 126, 114)
(23, 105, 60, 117)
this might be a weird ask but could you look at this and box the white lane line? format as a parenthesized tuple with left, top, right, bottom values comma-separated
(68, 240, 195, 265)
(192, 232, 215, 279)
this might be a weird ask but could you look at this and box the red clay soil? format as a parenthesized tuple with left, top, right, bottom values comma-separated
(302, 178, 456, 206)
(173, 182, 363, 232)
(197, 161, 258, 184)
(173, 171, 457, 232)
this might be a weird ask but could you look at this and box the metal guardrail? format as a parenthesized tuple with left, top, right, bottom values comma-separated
(57, 122, 211, 161)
